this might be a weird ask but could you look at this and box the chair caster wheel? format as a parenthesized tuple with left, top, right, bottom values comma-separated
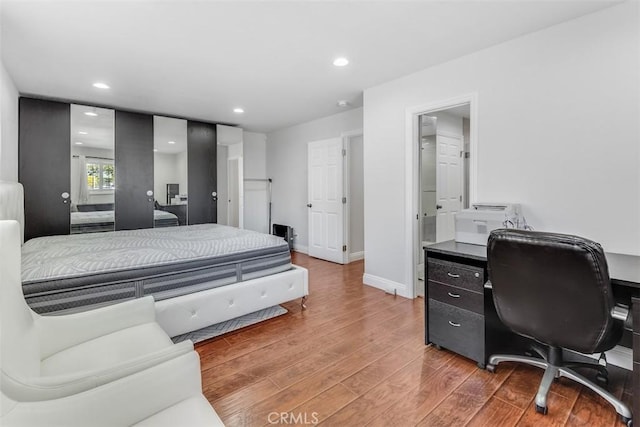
(535, 405, 548, 415)
(621, 416, 632, 427)
(486, 364, 496, 373)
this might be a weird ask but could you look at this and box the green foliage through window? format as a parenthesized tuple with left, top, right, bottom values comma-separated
(86, 161, 115, 190)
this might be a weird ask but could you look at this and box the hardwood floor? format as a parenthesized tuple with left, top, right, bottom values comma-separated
(195, 253, 634, 427)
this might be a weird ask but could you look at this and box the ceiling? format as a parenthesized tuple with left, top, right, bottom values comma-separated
(1, 1, 621, 133)
(154, 116, 187, 154)
(70, 104, 114, 150)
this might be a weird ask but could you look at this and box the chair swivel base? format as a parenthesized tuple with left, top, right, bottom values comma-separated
(487, 354, 633, 426)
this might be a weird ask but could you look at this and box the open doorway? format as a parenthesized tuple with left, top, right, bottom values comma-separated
(415, 103, 472, 297)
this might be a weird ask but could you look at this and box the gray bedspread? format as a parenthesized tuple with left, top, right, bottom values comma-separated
(22, 224, 291, 314)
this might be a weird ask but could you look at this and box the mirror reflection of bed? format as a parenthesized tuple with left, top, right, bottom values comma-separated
(71, 203, 180, 234)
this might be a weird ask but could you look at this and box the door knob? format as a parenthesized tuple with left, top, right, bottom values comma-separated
(61, 192, 70, 204)
(307, 203, 312, 208)
(436, 204, 443, 209)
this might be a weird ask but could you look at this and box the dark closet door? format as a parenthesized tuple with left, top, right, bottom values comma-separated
(115, 111, 154, 230)
(19, 98, 70, 240)
(187, 121, 217, 224)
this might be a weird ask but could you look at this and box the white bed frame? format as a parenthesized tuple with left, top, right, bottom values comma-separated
(0, 181, 309, 338)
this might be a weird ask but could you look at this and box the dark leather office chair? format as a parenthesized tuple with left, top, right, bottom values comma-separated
(486, 229, 633, 426)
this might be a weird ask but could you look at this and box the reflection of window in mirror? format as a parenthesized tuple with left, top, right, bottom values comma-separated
(86, 160, 115, 190)
(70, 104, 115, 233)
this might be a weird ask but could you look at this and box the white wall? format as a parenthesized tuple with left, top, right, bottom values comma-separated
(1, 61, 19, 182)
(154, 152, 186, 204)
(216, 144, 229, 225)
(176, 150, 188, 197)
(349, 134, 364, 258)
(429, 111, 462, 136)
(267, 107, 363, 252)
(363, 2, 639, 297)
(243, 131, 270, 233)
(243, 131, 266, 178)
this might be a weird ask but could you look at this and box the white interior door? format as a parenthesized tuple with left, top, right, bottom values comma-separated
(436, 133, 462, 242)
(308, 137, 344, 264)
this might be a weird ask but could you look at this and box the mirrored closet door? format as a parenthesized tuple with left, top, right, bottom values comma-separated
(70, 104, 115, 234)
(154, 116, 188, 227)
(19, 96, 219, 240)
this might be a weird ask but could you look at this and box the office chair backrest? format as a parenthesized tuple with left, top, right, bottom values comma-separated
(487, 229, 621, 354)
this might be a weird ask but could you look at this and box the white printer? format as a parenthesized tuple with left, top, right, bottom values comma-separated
(454, 203, 525, 246)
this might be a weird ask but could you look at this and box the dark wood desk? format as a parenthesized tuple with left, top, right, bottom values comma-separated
(158, 204, 187, 225)
(425, 240, 640, 419)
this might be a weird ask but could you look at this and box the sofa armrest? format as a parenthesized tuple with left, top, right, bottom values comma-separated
(1, 351, 211, 427)
(36, 297, 156, 359)
(3, 340, 194, 402)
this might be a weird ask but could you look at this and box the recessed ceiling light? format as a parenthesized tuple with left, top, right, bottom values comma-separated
(74, 142, 84, 145)
(168, 141, 176, 144)
(153, 149, 158, 152)
(93, 82, 110, 89)
(78, 131, 88, 135)
(233, 108, 244, 114)
(84, 112, 98, 117)
(333, 57, 349, 67)
(337, 100, 349, 107)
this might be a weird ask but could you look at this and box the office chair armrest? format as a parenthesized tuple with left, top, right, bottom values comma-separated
(611, 304, 632, 330)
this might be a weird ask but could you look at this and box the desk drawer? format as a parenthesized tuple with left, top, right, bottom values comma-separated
(428, 281, 483, 315)
(427, 259, 483, 292)
(428, 298, 484, 363)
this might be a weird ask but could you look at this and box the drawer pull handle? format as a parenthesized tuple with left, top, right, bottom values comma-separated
(447, 292, 460, 298)
(447, 273, 460, 278)
(448, 321, 461, 327)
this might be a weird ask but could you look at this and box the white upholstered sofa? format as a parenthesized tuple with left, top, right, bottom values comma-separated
(0, 220, 224, 426)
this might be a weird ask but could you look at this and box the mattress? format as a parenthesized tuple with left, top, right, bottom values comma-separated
(22, 224, 292, 314)
(71, 210, 179, 233)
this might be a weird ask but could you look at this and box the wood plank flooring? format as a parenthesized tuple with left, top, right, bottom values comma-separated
(195, 253, 634, 427)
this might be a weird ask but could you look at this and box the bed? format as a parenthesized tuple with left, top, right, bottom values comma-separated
(71, 209, 179, 233)
(1, 181, 308, 338)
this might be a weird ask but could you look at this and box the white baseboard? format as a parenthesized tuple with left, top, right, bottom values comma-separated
(363, 273, 411, 299)
(349, 251, 364, 262)
(293, 244, 308, 254)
